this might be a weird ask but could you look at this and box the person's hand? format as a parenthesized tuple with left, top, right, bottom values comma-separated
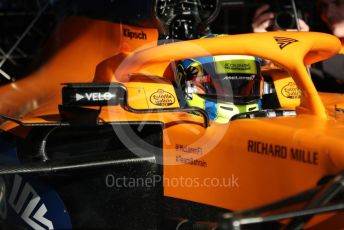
(252, 4, 274, 32)
(252, 4, 310, 32)
(285, 18, 309, 32)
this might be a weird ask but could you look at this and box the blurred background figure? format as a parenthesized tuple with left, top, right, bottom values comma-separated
(251, 3, 309, 32)
(318, 0, 344, 39)
(250, 0, 344, 92)
(312, 0, 344, 92)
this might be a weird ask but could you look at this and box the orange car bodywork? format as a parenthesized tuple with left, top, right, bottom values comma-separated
(1, 16, 344, 228)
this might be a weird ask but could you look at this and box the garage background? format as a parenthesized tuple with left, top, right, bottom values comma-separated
(0, 0, 328, 84)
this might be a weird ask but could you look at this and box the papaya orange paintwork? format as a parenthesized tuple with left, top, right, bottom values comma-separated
(0, 16, 158, 119)
(1, 16, 344, 228)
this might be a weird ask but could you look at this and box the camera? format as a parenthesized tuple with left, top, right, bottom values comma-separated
(269, 0, 302, 30)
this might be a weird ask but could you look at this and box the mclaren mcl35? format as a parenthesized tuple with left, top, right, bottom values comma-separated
(0, 14, 344, 230)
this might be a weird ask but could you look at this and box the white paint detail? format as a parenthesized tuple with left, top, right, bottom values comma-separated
(85, 92, 115, 101)
(33, 203, 54, 230)
(8, 174, 23, 213)
(8, 175, 54, 229)
(21, 196, 44, 230)
(76, 93, 84, 101)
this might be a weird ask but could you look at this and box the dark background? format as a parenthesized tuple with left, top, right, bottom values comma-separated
(0, 0, 330, 83)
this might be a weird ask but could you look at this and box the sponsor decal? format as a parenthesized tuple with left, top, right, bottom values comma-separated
(216, 60, 257, 74)
(281, 82, 301, 99)
(150, 89, 175, 106)
(224, 63, 251, 71)
(274, 36, 298, 49)
(8, 175, 54, 229)
(176, 155, 208, 167)
(175, 144, 203, 155)
(76, 92, 115, 102)
(175, 145, 206, 167)
(223, 75, 256, 80)
(0, 141, 71, 229)
(123, 28, 147, 40)
(248, 140, 318, 165)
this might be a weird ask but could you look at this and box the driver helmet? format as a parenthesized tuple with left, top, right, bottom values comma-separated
(176, 39, 263, 123)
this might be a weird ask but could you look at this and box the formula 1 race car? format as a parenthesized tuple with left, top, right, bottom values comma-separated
(1, 2, 344, 230)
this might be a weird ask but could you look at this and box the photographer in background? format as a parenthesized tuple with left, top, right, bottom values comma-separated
(251, 3, 309, 32)
(251, 0, 344, 92)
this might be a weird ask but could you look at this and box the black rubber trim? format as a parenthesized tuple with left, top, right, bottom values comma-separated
(0, 114, 23, 125)
(1, 83, 210, 128)
(119, 83, 210, 128)
(231, 109, 296, 121)
(62, 83, 210, 127)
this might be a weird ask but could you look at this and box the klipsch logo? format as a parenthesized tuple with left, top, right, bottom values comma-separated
(274, 36, 298, 49)
(150, 89, 175, 106)
(281, 82, 301, 99)
(123, 28, 147, 40)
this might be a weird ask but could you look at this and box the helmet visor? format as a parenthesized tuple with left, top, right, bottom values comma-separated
(185, 55, 262, 104)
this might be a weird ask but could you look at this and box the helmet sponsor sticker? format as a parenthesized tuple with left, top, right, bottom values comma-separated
(215, 58, 257, 74)
(281, 82, 301, 99)
(223, 75, 256, 80)
(150, 89, 176, 106)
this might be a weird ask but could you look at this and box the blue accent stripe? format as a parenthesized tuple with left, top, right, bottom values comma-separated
(205, 99, 217, 120)
(180, 59, 193, 68)
(194, 56, 214, 65)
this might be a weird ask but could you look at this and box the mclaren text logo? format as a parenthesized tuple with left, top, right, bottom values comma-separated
(150, 89, 176, 106)
(123, 28, 147, 40)
(76, 92, 115, 101)
(8, 175, 53, 230)
(274, 36, 298, 49)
